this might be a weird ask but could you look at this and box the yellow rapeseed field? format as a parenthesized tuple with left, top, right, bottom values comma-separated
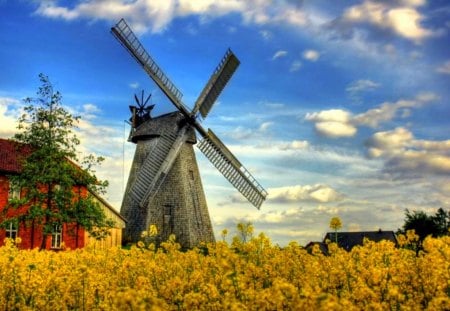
(0, 232, 449, 310)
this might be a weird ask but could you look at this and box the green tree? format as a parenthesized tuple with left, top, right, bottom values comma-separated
(3, 74, 113, 249)
(432, 208, 450, 236)
(329, 216, 342, 244)
(398, 208, 449, 254)
(399, 209, 449, 241)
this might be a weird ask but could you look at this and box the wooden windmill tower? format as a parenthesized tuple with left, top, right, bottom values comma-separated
(112, 19, 267, 248)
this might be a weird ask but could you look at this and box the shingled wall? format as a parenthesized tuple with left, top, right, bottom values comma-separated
(121, 112, 215, 248)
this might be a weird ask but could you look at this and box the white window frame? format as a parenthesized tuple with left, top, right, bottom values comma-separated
(51, 224, 63, 249)
(5, 221, 18, 239)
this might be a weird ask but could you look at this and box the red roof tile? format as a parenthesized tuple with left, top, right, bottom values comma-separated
(0, 138, 32, 174)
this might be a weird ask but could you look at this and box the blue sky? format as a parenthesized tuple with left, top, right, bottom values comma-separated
(1, 0, 449, 245)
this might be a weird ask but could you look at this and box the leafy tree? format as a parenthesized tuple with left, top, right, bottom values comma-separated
(329, 216, 342, 243)
(432, 208, 450, 236)
(397, 208, 449, 254)
(399, 208, 449, 241)
(2, 74, 114, 249)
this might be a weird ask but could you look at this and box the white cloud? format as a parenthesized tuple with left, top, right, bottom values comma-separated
(346, 79, 380, 94)
(268, 184, 344, 203)
(342, 0, 433, 43)
(306, 109, 352, 123)
(353, 93, 436, 128)
(129, 82, 140, 89)
(35, 0, 309, 34)
(0, 97, 21, 138)
(305, 93, 437, 138)
(436, 60, 450, 74)
(278, 140, 309, 151)
(366, 127, 450, 176)
(259, 30, 272, 40)
(258, 121, 273, 132)
(314, 121, 357, 138)
(305, 109, 357, 138)
(36, 2, 79, 20)
(272, 50, 287, 60)
(302, 49, 320, 62)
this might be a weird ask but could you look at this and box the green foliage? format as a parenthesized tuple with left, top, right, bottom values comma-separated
(2, 74, 113, 248)
(398, 208, 450, 253)
(399, 208, 449, 240)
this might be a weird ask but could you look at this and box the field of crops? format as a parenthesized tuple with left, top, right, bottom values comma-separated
(0, 232, 449, 310)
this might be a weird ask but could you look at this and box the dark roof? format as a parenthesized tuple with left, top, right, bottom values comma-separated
(0, 138, 32, 174)
(323, 230, 397, 251)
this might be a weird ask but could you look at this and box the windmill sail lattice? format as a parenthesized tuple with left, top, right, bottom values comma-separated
(192, 49, 240, 119)
(112, 19, 187, 114)
(198, 130, 267, 208)
(130, 126, 191, 207)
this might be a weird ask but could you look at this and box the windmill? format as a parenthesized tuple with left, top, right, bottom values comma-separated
(112, 19, 267, 248)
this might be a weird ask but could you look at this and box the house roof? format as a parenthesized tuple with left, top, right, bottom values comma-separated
(0, 138, 32, 174)
(90, 190, 126, 224)
(323, 230, 397, 251)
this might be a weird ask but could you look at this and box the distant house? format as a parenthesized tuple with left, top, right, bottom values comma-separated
(0, 138, 125, 250)
(305, 229, 397, 254)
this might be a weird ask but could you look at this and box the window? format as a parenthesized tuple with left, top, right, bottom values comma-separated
(8, 181, 20, 201)
(6, 221, 18, 239)
(51, 224, 62, 249)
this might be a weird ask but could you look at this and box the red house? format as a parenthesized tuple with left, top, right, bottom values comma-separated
(0, 138, 125, 250)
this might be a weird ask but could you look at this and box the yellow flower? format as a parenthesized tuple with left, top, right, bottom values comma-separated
(137, 241, 145, 248)
(149, 224, 158, 237)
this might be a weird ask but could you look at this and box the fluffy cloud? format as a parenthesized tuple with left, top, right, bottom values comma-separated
(366, 127, 450, 176)
(302, 49, 320, 62)
(268, 184, 344, 203)
(341, 0, 433, 43)
(272, 50, 287, 60)
(0, 97, 21, 138)
(305, 109, 357, 138)
(305, 93, 437, 138)
(35, 0, 309, 33)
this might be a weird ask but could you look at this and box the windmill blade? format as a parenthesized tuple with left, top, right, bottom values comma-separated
(134, 94, 140, 106)
(191, 49, 240, 119)
(130, 126, 191, 207)
(197, 129, 267, 209)
(111, 19, 191, 117)
(144, 93, 152, 106)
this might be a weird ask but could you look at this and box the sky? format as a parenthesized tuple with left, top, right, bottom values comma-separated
(0, 0, 449, 246)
